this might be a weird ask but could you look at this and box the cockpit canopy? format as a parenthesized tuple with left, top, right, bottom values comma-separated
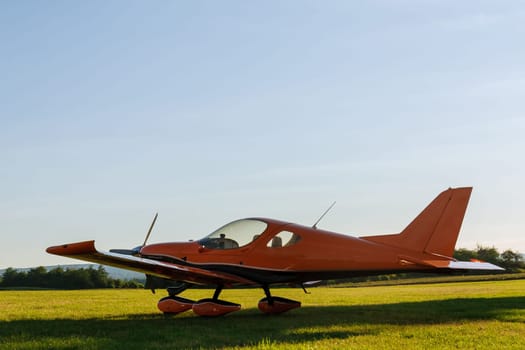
(199, 219, 268, 249)
(198, 219, 268, 250)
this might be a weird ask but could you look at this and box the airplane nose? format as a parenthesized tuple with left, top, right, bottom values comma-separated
(109, 245, 143, 256)
(140, 242, 199, 257)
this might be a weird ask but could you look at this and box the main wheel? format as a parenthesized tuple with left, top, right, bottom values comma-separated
(192, 298, 241, 317)
(258, 296, 301, 314)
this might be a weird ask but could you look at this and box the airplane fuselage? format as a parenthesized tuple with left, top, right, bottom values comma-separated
(139, 218, 433, 284)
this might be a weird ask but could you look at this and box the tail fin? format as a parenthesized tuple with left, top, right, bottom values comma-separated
(362, 187, 473, 257)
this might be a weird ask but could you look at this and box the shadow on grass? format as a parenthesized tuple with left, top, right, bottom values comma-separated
(1, 296, 524, 349)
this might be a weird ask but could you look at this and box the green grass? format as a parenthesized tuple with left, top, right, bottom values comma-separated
(1, 280, 524, 349)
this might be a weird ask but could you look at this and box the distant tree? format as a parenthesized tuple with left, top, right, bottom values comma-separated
(1, 265, 144, 289)
(88, 265, 109, 288)
(454, 248, 477, 261)
(27, 267, 47, 287)
(48, 266, 66, 289)
(68, 268, 95, 288)
(1, 268, 21, 287)
(500, 249, 525, 272)
(454, 246, 501, 264)
(476, 245, 501, 265)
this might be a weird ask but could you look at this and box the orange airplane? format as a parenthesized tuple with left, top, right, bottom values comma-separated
(47, 187, 503, 316)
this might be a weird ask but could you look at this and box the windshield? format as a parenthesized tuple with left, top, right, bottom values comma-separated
(198, 219, 268, 250)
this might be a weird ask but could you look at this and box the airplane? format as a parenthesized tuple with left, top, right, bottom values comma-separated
(46, 187, 503, 317)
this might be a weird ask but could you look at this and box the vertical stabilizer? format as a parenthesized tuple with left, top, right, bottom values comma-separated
(361, 187, 473, 257)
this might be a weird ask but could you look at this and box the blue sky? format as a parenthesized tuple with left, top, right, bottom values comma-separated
(1, 1, 524, 268)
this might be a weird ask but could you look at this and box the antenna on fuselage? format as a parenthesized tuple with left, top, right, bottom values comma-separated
(312, 201, 336, 229)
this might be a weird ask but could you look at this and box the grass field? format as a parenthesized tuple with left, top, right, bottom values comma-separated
(1, 280, 524, 349)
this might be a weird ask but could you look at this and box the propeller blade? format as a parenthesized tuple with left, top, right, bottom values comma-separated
(109, 213, 158, 257)
(142, 212, 158, 247)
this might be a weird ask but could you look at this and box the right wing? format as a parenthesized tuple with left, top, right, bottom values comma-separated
(46, 240, 256, 286)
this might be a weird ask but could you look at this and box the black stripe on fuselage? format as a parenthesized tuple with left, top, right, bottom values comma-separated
(141, 254, 444, 285)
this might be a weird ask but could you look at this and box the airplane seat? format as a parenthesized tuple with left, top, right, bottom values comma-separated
(271, 236, 282, 248)
(224, 239, 239, 249)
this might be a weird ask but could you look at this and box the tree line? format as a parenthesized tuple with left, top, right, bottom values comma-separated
(0, 265, 144, 289)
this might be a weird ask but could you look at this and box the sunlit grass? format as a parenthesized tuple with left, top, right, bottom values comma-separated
(1, 280, 524, 349)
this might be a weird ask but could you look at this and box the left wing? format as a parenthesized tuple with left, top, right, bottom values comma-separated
(46, 241, 256, 286)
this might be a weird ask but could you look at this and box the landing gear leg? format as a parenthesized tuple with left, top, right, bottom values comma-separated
(213, 285, 223, 300)
(263, 285, 274, 305)
(167, 282, 189, 296)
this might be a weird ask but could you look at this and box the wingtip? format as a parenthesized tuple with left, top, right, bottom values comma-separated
(46, 240, 96, 256)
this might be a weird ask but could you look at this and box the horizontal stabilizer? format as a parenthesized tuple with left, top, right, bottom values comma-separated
(398, 254, 504, 271)
(447, 261, 504, 271)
